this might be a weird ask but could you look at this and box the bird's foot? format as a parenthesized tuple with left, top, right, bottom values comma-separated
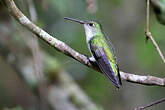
(84, 54, 96, 64)
(89, 56, 96, 62)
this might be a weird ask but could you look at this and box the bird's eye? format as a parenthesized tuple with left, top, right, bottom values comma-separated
(89, 23, 94, 27)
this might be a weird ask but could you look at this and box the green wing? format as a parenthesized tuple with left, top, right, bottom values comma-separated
(90, 44, 121, 88)
(103, 32, 122, 85)
(89, 35, 122, 87)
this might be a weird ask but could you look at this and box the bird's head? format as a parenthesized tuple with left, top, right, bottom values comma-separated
(64, 17, 102, 39)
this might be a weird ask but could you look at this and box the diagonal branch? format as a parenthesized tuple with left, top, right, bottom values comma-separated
(3, 0, 165, 87)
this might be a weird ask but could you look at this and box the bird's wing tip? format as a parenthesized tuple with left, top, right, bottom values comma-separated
(114, 83, 121, 89)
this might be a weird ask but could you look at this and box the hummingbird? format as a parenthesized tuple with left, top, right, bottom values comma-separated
(64, 17, 122, 88)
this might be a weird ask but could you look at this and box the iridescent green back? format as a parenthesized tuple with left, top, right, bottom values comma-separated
(89, 34, 118, 76)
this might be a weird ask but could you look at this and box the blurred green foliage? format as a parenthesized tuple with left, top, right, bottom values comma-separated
(3, 106, 24, 110)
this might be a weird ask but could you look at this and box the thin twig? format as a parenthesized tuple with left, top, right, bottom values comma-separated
(146, 32, 165, 63)
(134, 1, 165, 109)
(3, 0, 165, 87)
(135, 97, 165, 110)
(146, 0, 150, 33)
(145, 0, 165, 63)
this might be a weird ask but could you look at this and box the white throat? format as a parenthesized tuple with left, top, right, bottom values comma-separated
(83, 24, 97, 56)
(83, 24, 95, 43)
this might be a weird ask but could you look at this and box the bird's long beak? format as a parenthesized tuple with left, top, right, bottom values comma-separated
(64, 17, 86, 24)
